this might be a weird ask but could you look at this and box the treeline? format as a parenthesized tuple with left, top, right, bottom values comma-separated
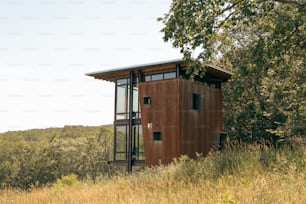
(0, 125, 113, 189)
(159, 0, 306, 144)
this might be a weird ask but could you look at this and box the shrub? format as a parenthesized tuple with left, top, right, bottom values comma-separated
(53, 174, 80, 189)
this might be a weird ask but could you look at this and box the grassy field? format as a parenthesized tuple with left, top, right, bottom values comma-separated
(1, 145, 305, 204)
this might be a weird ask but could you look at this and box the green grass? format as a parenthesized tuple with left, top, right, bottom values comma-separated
(1, 144, 305, 204)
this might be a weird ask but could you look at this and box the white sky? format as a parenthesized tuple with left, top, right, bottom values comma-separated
(0, 0, 181, 132)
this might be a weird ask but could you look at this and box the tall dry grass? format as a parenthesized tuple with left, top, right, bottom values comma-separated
(1, 144, 305, 204)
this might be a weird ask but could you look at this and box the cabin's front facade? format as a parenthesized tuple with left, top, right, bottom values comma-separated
(87, 59, 232, 172)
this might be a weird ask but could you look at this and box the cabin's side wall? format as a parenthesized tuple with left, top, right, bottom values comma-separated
(138, 79, 180, 166)
(179, 79, 223, 158)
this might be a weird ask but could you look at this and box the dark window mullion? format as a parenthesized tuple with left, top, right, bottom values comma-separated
(125, 125, 128, 160)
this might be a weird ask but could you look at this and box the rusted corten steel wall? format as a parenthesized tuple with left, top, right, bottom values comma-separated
(139, 79, 181, 166)
(179, 79, 223, 158)
(139, 78, 223, 166)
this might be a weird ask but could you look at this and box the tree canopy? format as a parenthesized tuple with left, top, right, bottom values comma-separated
(0, 125, 113, 189)
(159, 0, 305, 143)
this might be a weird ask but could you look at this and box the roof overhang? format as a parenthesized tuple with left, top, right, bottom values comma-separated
(86, 59, 233, 82)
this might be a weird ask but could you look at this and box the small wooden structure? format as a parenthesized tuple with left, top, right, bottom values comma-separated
(87, 59, 232, 171)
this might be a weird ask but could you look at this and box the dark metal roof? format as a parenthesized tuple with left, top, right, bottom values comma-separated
(86, 59, 232, 82)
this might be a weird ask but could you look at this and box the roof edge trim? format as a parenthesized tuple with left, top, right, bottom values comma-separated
(86, 59, 233, 82)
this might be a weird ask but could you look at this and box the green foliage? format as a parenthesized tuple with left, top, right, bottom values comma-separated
(53, 174, 80, 188)
(159, 0, 304, 62)
(172, 144, 305, 181)
(172, 155, 200, 183)
(0, 125, 113, 189)
(159, 0, 306, 143)
(0, 144, 305, 203)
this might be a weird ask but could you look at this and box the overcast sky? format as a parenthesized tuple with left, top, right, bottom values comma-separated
(0, 0, 181, 132)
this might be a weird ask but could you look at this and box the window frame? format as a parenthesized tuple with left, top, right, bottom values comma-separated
(192, 93, 201, 110)
(153, 132, 162, 141)
(143, 96, 151, 105)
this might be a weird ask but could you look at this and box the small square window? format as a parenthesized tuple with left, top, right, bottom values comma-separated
(192, 93, 201, 110)
(144, 97, 151, 104)
(153, 132, 162, 141)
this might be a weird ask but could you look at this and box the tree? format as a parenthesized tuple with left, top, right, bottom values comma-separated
(159, 0, 305, 143)
(0, 125, 114, 189)
(159, 0, 304, 62)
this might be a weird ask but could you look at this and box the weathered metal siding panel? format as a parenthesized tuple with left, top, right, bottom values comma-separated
(139, 79, 180, 166)
(179, 80, 223, 158)
(139, 78, 223, 166)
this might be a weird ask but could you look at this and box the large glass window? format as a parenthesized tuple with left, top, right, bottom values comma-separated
(133, 86, 140, 119)
(114, 76, 144, 162)
(138, 126, 144, 159)
(115, 78, 129, 120)
(115, 124, 144, 161)
(132, 124, 144, 160)
(116, 86, 126, 116)
(115, 126, 128, 160)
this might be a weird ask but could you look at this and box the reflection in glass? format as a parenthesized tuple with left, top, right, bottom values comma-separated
(117, 78, 128, 85)
(145, 75, 151, 81)
(132, 124, 145, 160)
(133, 87, 139, 118)
(116, 86, 126, 114)
(138, 125, 144, 159)
(114, 77, 144, 162)
(164, 72, 176, 79)
(127, 85, 130, 117)
(115, 126, 128, 160)
(151, 73, 163, 81)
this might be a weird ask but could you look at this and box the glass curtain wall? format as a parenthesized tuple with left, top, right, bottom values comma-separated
(114, 76, 144, 162)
